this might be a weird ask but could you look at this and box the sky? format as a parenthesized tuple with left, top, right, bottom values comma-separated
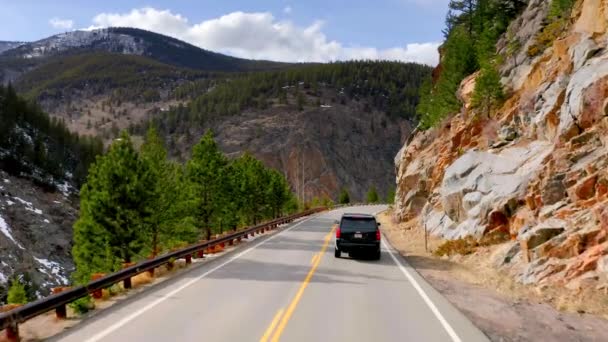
(0, 0, 450, 65)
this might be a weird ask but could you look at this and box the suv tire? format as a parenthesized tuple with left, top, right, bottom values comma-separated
(335, 248, 341, 258)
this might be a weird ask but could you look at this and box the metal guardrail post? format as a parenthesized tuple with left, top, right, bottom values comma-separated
(0, 209, 327, 333)
(55, 304, 67, 320)
(5, 322, 19, 342)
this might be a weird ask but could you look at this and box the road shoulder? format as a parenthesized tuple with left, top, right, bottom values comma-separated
(378, 210, 608, 342)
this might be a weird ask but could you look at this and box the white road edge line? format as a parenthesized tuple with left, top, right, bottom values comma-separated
(374, 209, 462, 342)
(83, 216, 316, 342)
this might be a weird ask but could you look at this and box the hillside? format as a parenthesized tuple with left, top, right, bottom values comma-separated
(10, 55, 430, 201)
(395, 0, 608, 305)
(0, 41, 23, 54)
(0, 85, 103, 302)
(140, 61, 431, 200)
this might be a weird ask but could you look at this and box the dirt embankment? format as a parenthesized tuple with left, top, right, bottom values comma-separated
(379, 210, 608, 342)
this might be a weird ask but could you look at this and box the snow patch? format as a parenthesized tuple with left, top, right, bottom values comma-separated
(0, 271, 6, 284)
(33, 257, 68, 285)
(0, 214, 25, 249)
(3, 179, 8, 183)
(6, 200, 14, 206)
(44, 219, 50, 224)
(13, 197, 43, 215)
(56, 181, 72, 197)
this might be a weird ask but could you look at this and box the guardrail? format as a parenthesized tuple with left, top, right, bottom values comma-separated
(0, 208, 326, 340)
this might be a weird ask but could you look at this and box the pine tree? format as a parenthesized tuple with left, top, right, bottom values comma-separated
(72, 132, 154, 283)
(297, 92, 306, 111)
(7, 278, 27, 304)
(266, 169, 292, 218)
(339, 188, 350, 204)
(386, 188, 396, 204)
(186, 131, 228, 240)
(230, 153, 269, 225)
(140, 127, 195, 255)
(366, 186, 379, 204)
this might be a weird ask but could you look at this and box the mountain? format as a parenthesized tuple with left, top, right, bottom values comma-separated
(395, 0, 608, 294)
(0, 41, 24, 54)
(0, 27, 291, 86)
(0, 27, 289, 72)
(9, 55, 430, 201)
(137, 61, 430, 201)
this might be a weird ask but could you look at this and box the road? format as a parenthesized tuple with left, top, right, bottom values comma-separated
(54, 205, 488, 342)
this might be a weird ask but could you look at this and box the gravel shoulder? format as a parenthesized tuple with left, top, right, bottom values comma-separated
(378, 210, 608, 342)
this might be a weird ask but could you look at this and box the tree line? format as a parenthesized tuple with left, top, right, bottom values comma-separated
(0, 84, 103, 187)
(72, 128, 297, 283)
(143, 61, 431, 137)
(416, 0, 528, 128)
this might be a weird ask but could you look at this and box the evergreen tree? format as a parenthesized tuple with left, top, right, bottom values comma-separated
(186, 131, 228, 240)
(297, 92, 306, 111)
(7, 278, 27, 305)
(266, 169, 292, 218)
(140, 127, 195, 255)
(230, 153, 269, 225)
(339, 188, 351, 204)
(366, 186, 379, 204)
(386, 188, 396, 204)
(72, 132, 154, 282)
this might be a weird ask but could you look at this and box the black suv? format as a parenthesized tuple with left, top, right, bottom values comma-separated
(334, 213, 381, 260)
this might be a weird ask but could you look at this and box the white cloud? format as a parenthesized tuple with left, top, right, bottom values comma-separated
(89, 7, 439, 65)
(49, 17, 74, 30)
(283, 6, 292, 14)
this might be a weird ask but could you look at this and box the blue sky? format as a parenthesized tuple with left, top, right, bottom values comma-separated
(0, 0, 450, 64)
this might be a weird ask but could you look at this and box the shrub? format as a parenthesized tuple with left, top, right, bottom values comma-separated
(435, 229, 511, 256)
(69, 296, 95, 315)
(7, 279, 27, 305)
(434, 236, 478, 257)
(479, 229, 511, 246)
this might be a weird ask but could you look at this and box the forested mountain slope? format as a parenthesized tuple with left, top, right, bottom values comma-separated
(0, 85, 103, 302)
(140, 61, 431, 201)
(8, 49, 431, 200)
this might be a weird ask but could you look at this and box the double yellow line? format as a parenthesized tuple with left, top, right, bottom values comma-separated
(260, 228, 335, 342)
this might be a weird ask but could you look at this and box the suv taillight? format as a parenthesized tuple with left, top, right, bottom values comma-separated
(336, 227, 341, 238)
(376, 229, 381, 241)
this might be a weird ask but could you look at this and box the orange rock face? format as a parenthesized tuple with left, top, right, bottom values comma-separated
(394, 0, 608, 289)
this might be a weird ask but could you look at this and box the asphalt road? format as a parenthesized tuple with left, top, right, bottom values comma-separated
(55, 205, 488, 342)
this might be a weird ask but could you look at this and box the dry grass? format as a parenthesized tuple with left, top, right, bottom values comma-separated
(378, 210, 608, 319)
(434, 229, 510, 256)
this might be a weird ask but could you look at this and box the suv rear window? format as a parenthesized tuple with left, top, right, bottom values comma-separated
(340, 217, 377, 232)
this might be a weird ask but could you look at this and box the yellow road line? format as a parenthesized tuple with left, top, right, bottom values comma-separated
(270, 227, 335, 342)
(260, 308, 285, 342)
(310, 253, 320, 265)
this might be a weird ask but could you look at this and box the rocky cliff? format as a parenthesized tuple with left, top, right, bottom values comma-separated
(395, 0, 608, 290)
(0, 170, 76, 302)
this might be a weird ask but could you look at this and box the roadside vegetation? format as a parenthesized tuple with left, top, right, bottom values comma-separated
(434, 229, 510, 256)
(72, 128, 297, 283)
(417, 0, 528, 128)
(366, 186, 379, 203)
(7, 279, 27, 305)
